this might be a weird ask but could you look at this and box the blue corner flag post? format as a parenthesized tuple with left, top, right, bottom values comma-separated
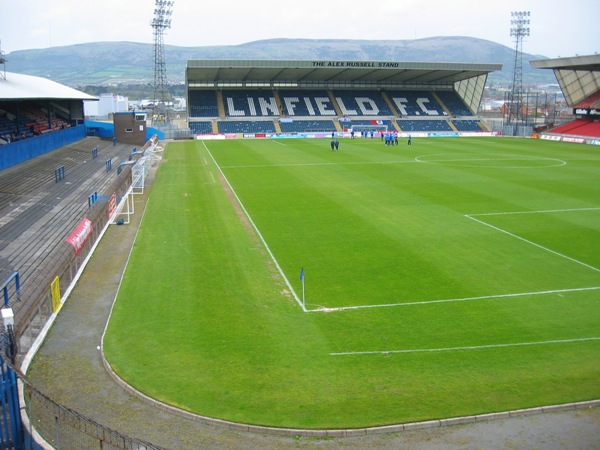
(300, 268, 305, 308)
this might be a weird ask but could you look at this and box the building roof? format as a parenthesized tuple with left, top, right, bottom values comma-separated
(0, 72, 97, 101)
(530, 54, 600, 72)
(186, 59, 502, 88)
(530, 55, 600, 107)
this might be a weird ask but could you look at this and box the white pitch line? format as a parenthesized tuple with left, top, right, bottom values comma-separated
(306, 286, 600, 313)
(220, 160, 416, 169)
(414, 154, 566, 166)
(330, 337, 600, 356)
(466, 214, 600, 273)
(201, 141, 306, 311)
(469, 207, 600, 217)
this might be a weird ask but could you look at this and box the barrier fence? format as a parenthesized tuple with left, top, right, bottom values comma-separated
(20, 369, 165, 450)
(0, 136, 163, 449)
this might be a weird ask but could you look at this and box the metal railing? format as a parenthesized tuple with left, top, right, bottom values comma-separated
(1, 136, 165, 449)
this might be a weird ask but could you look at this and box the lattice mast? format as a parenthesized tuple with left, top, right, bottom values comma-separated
(0, 40, 7, 81)
(507, 11, 530, 130)
(151, 0, 174, 124)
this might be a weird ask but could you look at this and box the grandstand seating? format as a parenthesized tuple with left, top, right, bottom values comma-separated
(188, 90, 219, 118)
(452, 120, 483, 131)
(548, 119, 600, 137)
(0, 103, 72, 144)
(223, 91, 280, 117)
(343, 119, 391, 127)
(332, 90, 392, 116)
(279, 120, 335, 133)
(387, 91, 446, 117)
(278, 90, 336, 117)
(435, 91, 474, 116)
(185, 88, 490, 134)
(217, 120, 276, 134)
(574, 90, 600, 109)
(189, 121, 213, 134)
(397, 119, 454, 132)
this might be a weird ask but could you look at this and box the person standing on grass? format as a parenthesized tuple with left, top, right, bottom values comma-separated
(334, 139, 339, 151)
(408, 134, 412, 146)
(331, 139, 335, 151)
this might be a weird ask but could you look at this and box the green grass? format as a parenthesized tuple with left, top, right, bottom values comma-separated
(103, 136, 600, 429)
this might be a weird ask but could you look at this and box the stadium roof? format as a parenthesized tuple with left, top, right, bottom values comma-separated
(530, 54, 600, 72)
(0, 72, 97, 101)
(186, 59, 502, 88)
(530, 54, 600, 107)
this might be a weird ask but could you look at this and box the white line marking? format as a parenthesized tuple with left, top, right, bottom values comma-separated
(331, 337, 600, 356)
(469, 207, 600, 217)
(466, 214, 600, 273)
(306, 286, 600, 313)
(201, 141, 306, 311)
(414, 154, 567, 168)
(220, 160, 415, 169)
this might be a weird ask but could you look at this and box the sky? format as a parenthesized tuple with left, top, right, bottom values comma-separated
(1, 0, 598, 58)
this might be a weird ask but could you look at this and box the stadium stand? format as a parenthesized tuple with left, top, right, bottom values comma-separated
(387, 90, 447, 117)
(279, 119, 336, 133)
(278, 90, 335, 117)
(344, 119, 391, 127)
(574, 90, 600, 109)
(223, 90, 280, 117)
(452, 119, 484, 131)
(531, 55, 600, 139)
(186, 60, 503, 135)
(0, 137, 136, 354)
(188, 90, 219, 118)
(186, 86, 489, 135)
(332, 90, 393, 116)
(189, 121, 213, 134)
(548, 118, 600, 137)
(397, 119, 454, 132)
(217, 120, 276, 133)
(434, 91, 474, 117)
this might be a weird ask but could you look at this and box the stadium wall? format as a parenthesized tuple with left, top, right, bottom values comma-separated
(85, 120, 165, 141)
(0, 125, 86, 171)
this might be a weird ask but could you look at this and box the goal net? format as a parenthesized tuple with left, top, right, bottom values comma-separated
(349, 124, 387, 133)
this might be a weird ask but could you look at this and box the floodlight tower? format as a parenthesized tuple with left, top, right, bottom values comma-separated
(151, 0, 174, 124)
(507, 11, 530, 133)
(0, 40, 7, 81)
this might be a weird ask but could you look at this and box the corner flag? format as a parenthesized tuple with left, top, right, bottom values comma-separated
(300, 267, 305, 308)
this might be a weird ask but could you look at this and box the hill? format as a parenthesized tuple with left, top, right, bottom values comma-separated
(3, 37, 554, 87)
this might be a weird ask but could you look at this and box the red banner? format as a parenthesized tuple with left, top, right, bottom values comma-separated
(66, 218, 93, 255)
(108, 193, 117, 220)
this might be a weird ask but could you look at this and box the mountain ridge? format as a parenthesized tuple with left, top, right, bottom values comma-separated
(3, 37, 555, 87)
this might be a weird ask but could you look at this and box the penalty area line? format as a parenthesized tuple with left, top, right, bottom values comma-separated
(306, 286, 600, 313)
(331, 337, 600, 357)
(201, 141, 306, 312)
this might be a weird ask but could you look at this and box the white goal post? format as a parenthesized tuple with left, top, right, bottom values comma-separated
(349, 124, 388, 133)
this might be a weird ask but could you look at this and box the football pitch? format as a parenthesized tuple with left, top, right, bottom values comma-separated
(104, 136, 600, 429)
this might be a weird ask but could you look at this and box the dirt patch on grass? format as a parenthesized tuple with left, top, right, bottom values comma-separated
(216, 171, 291, 299)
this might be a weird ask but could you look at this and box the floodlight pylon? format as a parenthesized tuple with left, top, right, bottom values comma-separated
(151, 0, 174, 124)
(507, 11, 530, 133)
